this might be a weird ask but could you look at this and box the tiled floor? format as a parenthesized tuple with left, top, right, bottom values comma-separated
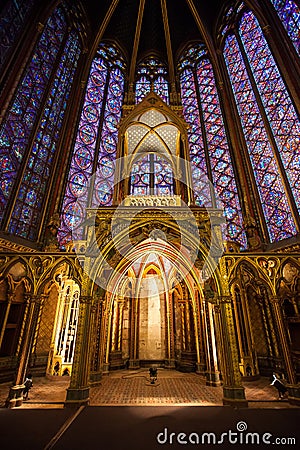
(0, 369, 297, 409)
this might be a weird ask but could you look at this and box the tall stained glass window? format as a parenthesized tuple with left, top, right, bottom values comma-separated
(59, 43, 125, 245)
(0, 4, 82, 240)
(135, 57, 169, 104)
(223, 5, 299, 242)
(0, 0, 35, 70)
(179, 44, 246, 248)
(270, 0, 300, 55)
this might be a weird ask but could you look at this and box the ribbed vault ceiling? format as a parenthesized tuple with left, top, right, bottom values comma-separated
(81, 0, 226, 65)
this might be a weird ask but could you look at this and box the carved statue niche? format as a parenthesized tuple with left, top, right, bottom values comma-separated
(243, 214, 262, 251)
(141, 221, 168, 240)
(96, 219, 111, 244)
(44, 212, 60, 251)
(278, 262, 300, 314)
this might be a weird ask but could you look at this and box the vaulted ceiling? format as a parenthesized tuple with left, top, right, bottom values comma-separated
(80, 0, 227, 65)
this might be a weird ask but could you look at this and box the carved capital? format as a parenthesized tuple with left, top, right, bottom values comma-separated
(213, 304, 221, 313)
(79, 295, 92, 305)
(262, 25, 271, 35)
(7, 292, 15, 303)
(219, 295, 232, 304)
(269, 296, 283, 306)
(37, 22, 44, 33)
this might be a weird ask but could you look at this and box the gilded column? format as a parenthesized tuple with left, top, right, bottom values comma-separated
(165, 292, 176, 368)
(269, 296, 296, 384)
(205, 302, 221, 386)
(185, 302, 192, 351)
(269, 296, 300, 405)
(194, 289, 205, 374)
(5, 294, 43, 408)
(129, 297, 140, 369)
(240, 288, 259, 377)
(212, 303, 226, 383)
(0, 292, 13, 349)
(180, 303, 186, 351)
(111, 300, 119, 352)
(98, 295, 108, 373)
(218, 295, 248, 407)
(65, 294, 92, 407)
(89, 295, 104, 384)
(117, 301, 124, 352)
(197, 295, 208, 375)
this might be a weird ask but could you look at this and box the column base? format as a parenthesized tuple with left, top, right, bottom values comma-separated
(164, 359, 176, 369)
(206, 371, 222, 386)
(195, 363, 206, 375)
(128, 359, 140, 369)
(222, 386, 248, 407)
(102, 363, 110, 374)
(109, 351, 125, 370)
(89, 371, 102, 385)
(287, 384, 300, 406)
(5, 384, 25, 408)
(64, 387, 90, 408)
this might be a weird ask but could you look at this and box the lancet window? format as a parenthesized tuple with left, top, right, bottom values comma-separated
(135, 57, 169, 104)
(270, 0, 300, 55)
(59, 43, 126, 245)
(222, 3, 299, 242)
(0, 0, 35, 71)
(178, 44, 246, 248)
(0, 4, 81, 240)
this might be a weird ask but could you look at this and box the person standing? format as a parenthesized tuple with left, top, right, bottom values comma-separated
(23, 374, 33, 400)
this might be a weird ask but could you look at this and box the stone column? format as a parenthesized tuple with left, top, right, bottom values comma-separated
(65, 295, 92, 407)
(128, 297, 140, 369)
(180, 302, 186, 351)
(270, 296, 300, 405)
(205, 302, 221, 386)
(194, 289, 206, 374)
(196, 295, 208, 375)
(217, 296, 248, 407)
(165, 292, 176, 368)
(0, 292, 13, 349)
(89, 295, 104, 384)
(5, 294, 43, 408)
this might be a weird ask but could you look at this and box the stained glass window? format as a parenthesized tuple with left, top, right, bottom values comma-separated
(59, 44, 125, 245)
(180, 68, 211, 207)
(8, 31, 81, 240)
(135, 57, 169, 104)
(179, 45, 246, 247)
(270, 0, 300, 55)
(130, 153, 173, 196)
(223, 8, 298, 242)
(0, 5, 81, 239)
(0, 0, 35, 70)
(239, 11, 300, 214)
